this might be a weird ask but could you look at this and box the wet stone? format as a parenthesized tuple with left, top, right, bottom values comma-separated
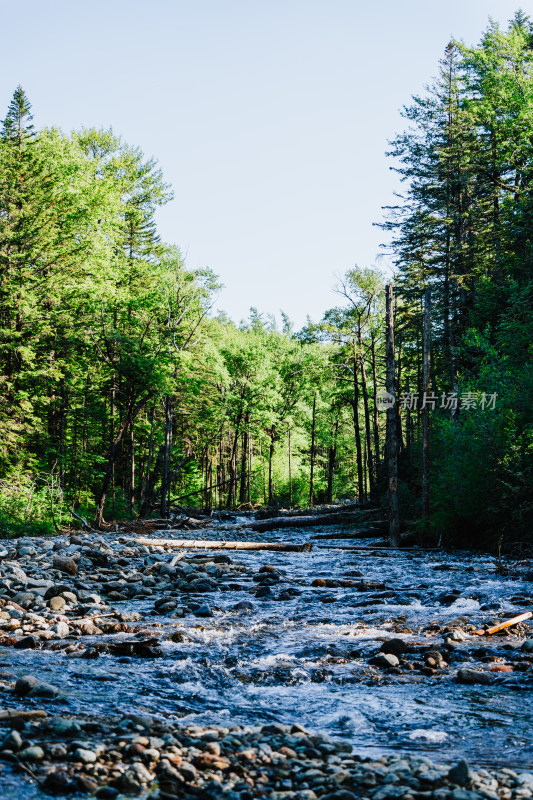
(15, 674, 39, 695)
(28, 680, 59, 698)
(380, 638, 408, 656)
(448, 759, 473, 787)
(0, 730, 23, 752)
(369, 653, 400, 668)
(19, 745, 44, 761)
(456, 668, 493, 685)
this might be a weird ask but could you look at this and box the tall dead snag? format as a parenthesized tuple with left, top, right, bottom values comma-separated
(385, 284, 400, 547)
(309, 393, 317, 507)
(422, 288, 432, 536)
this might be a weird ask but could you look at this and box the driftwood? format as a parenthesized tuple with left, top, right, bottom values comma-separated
(130, 537, 312, 552)
(315, 544, 441, 553)
(278, 502, 362, 518)
(0, 709, 47, 720)
(246, 513, 361, 532)
(69, 508, 96, 532)
(473, 611, 532, 636)
(311, 529, 385, 540)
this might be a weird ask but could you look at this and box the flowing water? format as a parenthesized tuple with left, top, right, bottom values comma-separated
(1, 520, 532, 798)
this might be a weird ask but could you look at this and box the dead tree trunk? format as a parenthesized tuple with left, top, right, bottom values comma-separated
(309, 393, 317, 507)
(95, 393, 152, 526)
(238, 412, 250, 504)
(422, 288, 432, 536)
(268, 429, 276, 505)
(288, 427, 293, 507)
(359, 343, 374, 493)
(385, 284, 400, 547)
(160, 396, 173, 518)
(139, 444, 164, 517)
(327, 419, 338, 504)
(352, 345, 364, 502)
(371, 333, 380, 477)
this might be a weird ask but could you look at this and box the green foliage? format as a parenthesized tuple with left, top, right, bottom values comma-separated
(378, 13, 533, 549)
(0, 470, 65, 537)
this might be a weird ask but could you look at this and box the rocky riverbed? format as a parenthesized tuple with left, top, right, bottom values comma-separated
(0, 513, 531, 798)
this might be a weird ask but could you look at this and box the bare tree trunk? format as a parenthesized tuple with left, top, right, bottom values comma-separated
(288, 427, 292, 508)
(359, 340, 374, 493)
(422, 288, 432, 537)
(239, 412, 250, 504)
(327, 419, 338, 503)
(58, 381, 67, 490)
(309, 393, 316, 507)
(227, 411, 242, 507)
(95, 393, 151, 526)
(247, 434, 252, 503)
(371, 333, 380, 474)
(140, 401, 156, 511)
(405, 376, 412, 451)
(396, 335, 404, 452)
(352, 345, 364, 502)
(268, 431, 275, 505)
(386, 284, 400, 547)
(160, 396, 173, 518)
(129, 423, 135, 515)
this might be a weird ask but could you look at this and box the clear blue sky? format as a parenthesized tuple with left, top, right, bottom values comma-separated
(0, 0, 524, 328)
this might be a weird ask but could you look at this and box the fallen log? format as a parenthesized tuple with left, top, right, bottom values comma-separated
(0, 709, 47, 720)
(311, 530, 385, 540)
(315, 544, 441, 552)
(130, 537, 312, 552)
(473, 611, 532, 636)
(247, 513, 361, 532)
(278, 502, 361, 518)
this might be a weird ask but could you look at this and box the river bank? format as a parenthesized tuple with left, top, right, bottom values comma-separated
(0, 512, 531, 797)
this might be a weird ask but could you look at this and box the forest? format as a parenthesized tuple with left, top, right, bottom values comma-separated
(0, 12, 532, 552)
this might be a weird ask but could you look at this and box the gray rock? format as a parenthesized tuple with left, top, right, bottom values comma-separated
(15, 674, 39, 696)
(369, 653, 400, 668)
(74, 747, 97, 763)
(450, 789, 482, 800)
(448, 759, 472, 787)
(179, 760, 197, 782)
(521, 639, 533, 653)
(48, 595, 66, 610)
(195, 604, 213, 617)
(28, 681, 59, 698)
(44, 583, 74, 600)
(18, 546, 36, 557)
(447, 628, 468, 642)
(233, 600, 255, 611)
(456, 668, 493, 685)
(13, 634, 40, 649)
(0, 730, 23, 752)
(380, 638, 408, 656)
(51, 621, 70, 638)
(53, 556, 78, 575)
(49, 718, 82, 737)
(19, 745, 44, 761)
(11, 592, 35, 609)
